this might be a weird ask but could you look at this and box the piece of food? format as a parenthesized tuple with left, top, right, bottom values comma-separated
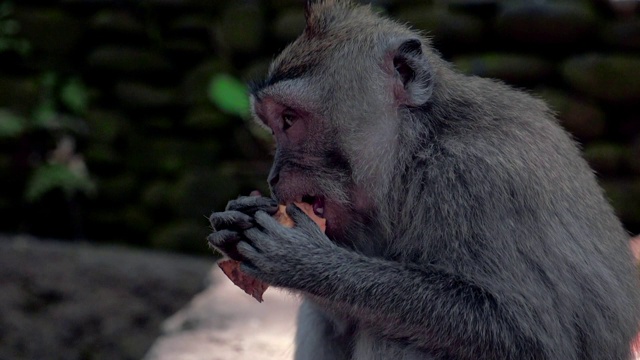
(218, 202, 326, 302)
(218, 259, 269, 302)
(273, 203, 327, 232)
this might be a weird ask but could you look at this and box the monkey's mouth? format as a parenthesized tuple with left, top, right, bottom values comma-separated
(301, 195, 326, 218)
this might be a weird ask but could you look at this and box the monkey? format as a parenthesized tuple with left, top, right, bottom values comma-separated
(208, 1, 640, 359)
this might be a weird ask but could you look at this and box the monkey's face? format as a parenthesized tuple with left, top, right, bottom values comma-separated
(250, 84, 373, 241)
(248, 3, 434, 241)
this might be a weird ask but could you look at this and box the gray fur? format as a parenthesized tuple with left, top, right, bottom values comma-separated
(209, 1, 640, 359)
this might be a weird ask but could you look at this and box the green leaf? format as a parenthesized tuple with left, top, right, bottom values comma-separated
(61, 77, 89, 115)
(207, 73, 250, 118)
(0, 108, 26, 138)
(25, 163, 96, 202)
(32, 99, 57, 128)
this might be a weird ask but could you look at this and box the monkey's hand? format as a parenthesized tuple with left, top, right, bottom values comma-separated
(237, 204, 337, 288)
(208, 196, 278, 261)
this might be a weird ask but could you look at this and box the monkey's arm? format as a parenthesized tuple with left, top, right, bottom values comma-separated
(239, 207, 541, 357)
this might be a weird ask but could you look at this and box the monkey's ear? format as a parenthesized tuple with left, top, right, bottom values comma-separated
(389, 38, 433, 107)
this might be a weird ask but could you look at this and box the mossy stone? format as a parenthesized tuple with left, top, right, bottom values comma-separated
(535, 88, 606, 141)
(272, 8, 306, 43)
(90, 10, 147, 38)
(180, 60, 230, 106)
(96, 175, 139, 207)
(583, 143, 628, 175)
(453, 54, 553, 85)
(601, 181, 640, 230)
(141, 181, 174, 214)
(185, 105, 230, 131)
(562, 54, 640, 103)
(172, 169, 240, 219)
(85, 143, 120, 175)
(600, 19, 640, 51)
(629, 139, 640, 175)
(217, 4, 265, 54)
(242, 59, 271, 84)
(15, 8, 82, 55)
(84, 110, 130, 144)
(87, 47, 172, 74)
(394, 6, 484, 49)
(0, 77, 39, 113)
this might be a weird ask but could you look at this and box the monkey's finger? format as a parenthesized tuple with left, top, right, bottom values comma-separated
(244, 227, 268, 246)
(237, 241, 261, 261)
(244, 226, 282, 256)
(209, 210, 253, 231)
(207, 230, 243, 261)
(286, 203, 319, 230)
(226, 196, 278, 215)
(253, 210, 286, 235)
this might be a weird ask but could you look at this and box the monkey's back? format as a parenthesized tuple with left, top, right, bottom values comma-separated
(403, 72, 640, 359)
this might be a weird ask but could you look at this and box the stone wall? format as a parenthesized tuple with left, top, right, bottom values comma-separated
(0, 0, 639, 253)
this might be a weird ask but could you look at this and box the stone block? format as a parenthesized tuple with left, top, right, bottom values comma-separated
(496, 2, 597, 45)
(90, 9, 147, 40)
(115, 82, 178, 109)
(600, 19, 640, 51)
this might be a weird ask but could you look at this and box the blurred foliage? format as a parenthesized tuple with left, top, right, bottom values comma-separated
(0, 109, 26, 138)
(0, 1, 30, 56)
(208, 73, 250, 118)
(0, 71, 94, 204)
(61, 77, 90, 115)
(26, 162, 95, 202)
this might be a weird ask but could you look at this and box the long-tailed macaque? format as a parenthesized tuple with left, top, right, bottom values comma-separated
(209, 1, 640, 359)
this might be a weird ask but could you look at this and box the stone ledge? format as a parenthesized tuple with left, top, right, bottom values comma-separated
(144, 267, 301, 360)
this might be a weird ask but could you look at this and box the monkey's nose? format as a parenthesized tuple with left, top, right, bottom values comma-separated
(268, 173, 280, 187)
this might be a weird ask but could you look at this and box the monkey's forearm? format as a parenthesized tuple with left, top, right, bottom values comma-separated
(301, 248, 539, 357)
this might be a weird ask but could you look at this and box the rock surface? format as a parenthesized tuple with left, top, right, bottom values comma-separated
(0, 235, 212, 360)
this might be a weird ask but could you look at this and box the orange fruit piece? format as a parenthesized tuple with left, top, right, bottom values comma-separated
(218, 202, 326, 302)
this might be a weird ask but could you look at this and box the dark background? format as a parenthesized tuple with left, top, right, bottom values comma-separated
(1, 0, 639, 253)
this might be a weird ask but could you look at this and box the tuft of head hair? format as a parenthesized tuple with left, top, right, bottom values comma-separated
(304, 0, 358, 37)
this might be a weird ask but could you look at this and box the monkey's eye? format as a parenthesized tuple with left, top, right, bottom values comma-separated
(281, 109, 297, 131)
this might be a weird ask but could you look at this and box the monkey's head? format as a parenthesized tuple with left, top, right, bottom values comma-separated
(250, 0, 436, 241)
